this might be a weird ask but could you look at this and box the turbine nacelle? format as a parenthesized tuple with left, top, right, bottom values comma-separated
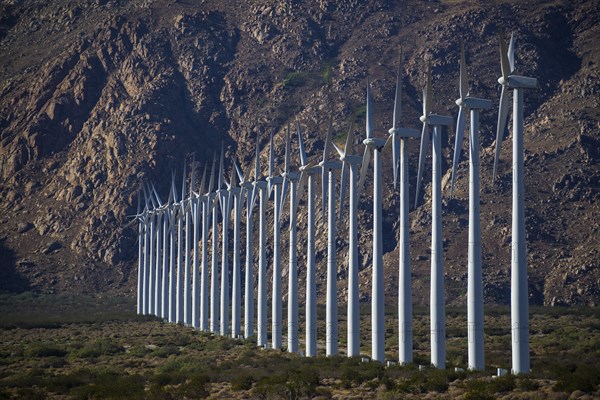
(498, 75, 538, 89)
(389, 127, 420, 139)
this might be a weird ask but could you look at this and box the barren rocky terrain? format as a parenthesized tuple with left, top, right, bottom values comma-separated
(0, 0, 599, 306)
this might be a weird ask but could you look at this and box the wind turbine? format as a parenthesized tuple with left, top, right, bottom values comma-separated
(146, 184, 156, 316)
(168, 172, 179, 324)
(210, 153, 220, 334)
(388, 54, 420, 364)
(267, 130, 284, 349)
(450, 42, 492, 371)
(294, 121, 320, 357)
(192, 163, 207, 329)
(279, 123, 301, 353)
(230, 158, 244, 338)
(334, 121, 362, 357)
(183, 158, 193, 326)
(201, 155, 217, 331)
(320, 115, 341, 357)
(176, 161, 187, 324)
(135, 191, 145, 315)
(493, 31, 536, 375)
(415, 61, 453, 369)
(217, 145, 232, 337)
(150, 183, 164, 318)
(159, 181, 174, 320)
(240, 139, 259, 339)
(357, 77, 392, 363)
(252, 133, 269, 347)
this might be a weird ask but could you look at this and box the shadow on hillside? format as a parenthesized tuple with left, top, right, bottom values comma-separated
(0, 238, 30, 293)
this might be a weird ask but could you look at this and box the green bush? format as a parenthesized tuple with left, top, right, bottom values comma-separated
(151, 345, 180, 358)
(24, 343, 67, 358)
(554, 364, 600, 393)
(70, 339, 124, 358)
(69, 371, 144, 400)
(231, 373, 254, 391)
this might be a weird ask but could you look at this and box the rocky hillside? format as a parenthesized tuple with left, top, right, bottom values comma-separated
(0, 0, 598, 306)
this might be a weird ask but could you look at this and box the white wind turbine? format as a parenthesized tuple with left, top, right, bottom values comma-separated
(252, 133, 269, 347)
(183, 159, 193, 326)
(357, 77, 393, 363)
(135, 191, 144, 315)
(415, 61, 454, 369)
(145, 184, 156, 317)
(239, 139, 259, 339)
(168, 172, 179, 324)
(210, 152, 221, 333)
(320, 115, 341, 357)
(176, 161, 187, 324)
(159, 181, 174, 320)
(388, 55, 420, 364)
(450, 42, 492, 371)
(216, 145, 232, 336)
(279, 123, 301, 353)
(229, 158, 244, 338)
(267, 131, 284, 349)
(149, 183, 164, 318)
(293, 121, 320, 357)
(201, 155, 217, 331)
(493, 31, 536, 375)
(334, 121, 362, 357)
(192, 163, 207, 329)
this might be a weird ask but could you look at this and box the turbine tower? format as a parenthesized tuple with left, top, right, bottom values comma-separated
(335, 121, 362, 357)
(182, 160, 193, 326)
(415, 61, 453, 369)
(388, 55, 420, 364)
(241, 136, 260, 339)
(320, 115, 341, 357)
(267, 131, 284, 349)
(160, 179, 174, 320)
(201, 155, 217, 331)
(230, 159, 244, 338)
(253, 134, 269, 347)
(135, 191, 145, 315)
(176, 162, 187, 324)
(210, 153, 220, 333)
(493, 32, 537, 375)
(150, 183, 164, 318)
(192, 165, 207, 329)
(279, 123, 300, 353)
(168, 172, 179, 324)
(357, 77, 392, 363)
(450, 42, 492, 371)
(217, 146, 232, 336)
(146, 185, 156, 316)
(294, 122, 319, 357)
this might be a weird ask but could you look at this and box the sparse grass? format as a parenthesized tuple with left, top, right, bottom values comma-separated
(0, 294, 599, 398)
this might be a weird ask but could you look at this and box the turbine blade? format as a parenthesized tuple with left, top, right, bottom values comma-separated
(171, 170, 178, 203)
(254, 131, 260, 181)
(190, 153, 196, 195)
(279, 178, 289, 224)
(393, 49, 403, 129)
(284, 122, 291, 174)
(451, 105, 467, 198)
(500, 30, 510, 82)
(147, 182, 157, 210)
(199, 162, 207, 195)
(297, 119, 308, 167)
(392, 132, 399, 190)
(383, 134, 393, 152)
(235, 159, 244, 184)
(321, 167, 328, 220)
(357, 146, 372, 197)
(366, 77, 373, 139)
(415, 123, 430, 208)
(493, 85, 510, 183)
(425, 61, 432, 117)
(460, 41, 468, 100)
(248, 184, 257, 219)
(208, 152, 217, 193)
(181, 158, 188, 201)
(218, 143, 225, 191)
(338, 161, 347, 221)
(323, 114, 333, 162)
(268, 130, 275, 196)
(293, 170, 308, 226)
(332, 142, 344, 158)
(344, 120, 355, 156)
(142, 184, 150, 210)
(151, 182, 163, 208)
(508, 32, 515, 73)
(136, 190, 141, 215)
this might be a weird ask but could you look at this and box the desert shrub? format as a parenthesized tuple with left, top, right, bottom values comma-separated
(231, 373, 254, 391)
(286, 367, 319, 398)
(24, 343, 67, 358)
(38, 355, 68, 368)
(252, 374, 288, 400)
(175, 373, 210, 399)
(518, 376, 540, 391)
(151, 345, 180, 358)
(554, 364, 600, 393)
(70, 339, 124, 358)
(69, 370, 144, 400)
(126, 344, 150, 357)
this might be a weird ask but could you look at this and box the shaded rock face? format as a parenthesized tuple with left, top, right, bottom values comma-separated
(0, 0, 598, 307)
